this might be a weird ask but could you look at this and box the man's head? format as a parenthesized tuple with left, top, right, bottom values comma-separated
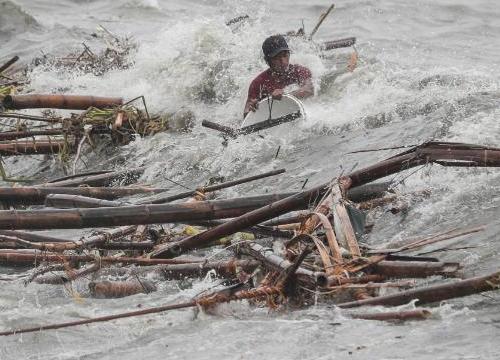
(262, 35, 290, 71)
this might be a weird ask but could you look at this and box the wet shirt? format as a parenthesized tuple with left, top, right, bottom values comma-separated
(246, 64, 312, 102)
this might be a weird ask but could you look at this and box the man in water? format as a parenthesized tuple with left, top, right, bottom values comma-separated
(243, 35, 314, 118)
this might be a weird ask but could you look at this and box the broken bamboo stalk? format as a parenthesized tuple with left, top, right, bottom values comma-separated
(0, 56, 19, 74)
(44, 194, 129, 208)
(39, 167, 146, 187)
(347, 142, 500, 188)
(0, 193, 296, 230)
(150, 168, 286, 204)
(238, 242, 327, 287)
(337, 270, 500, 308)
(2, 94, 123, 110)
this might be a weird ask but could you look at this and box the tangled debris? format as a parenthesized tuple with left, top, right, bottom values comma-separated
(0, 142, 499, 336)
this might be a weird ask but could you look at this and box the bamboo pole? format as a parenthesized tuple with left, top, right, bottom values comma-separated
(2, 94, 123, 110)
(347, 142, 500, 188)
(0, 251, 202, 266)
(0, 129, 65, 141)
(0, 193, 295, 230)
(0, 186, 168, 205)
(0, 139, 71, 156)
(337, 270, 500, 308)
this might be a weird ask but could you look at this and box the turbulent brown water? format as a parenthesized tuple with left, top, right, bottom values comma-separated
(1, 0, 500, 358)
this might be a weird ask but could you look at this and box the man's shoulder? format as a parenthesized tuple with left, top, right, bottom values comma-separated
(251, 69, 272, 85)
(290, 64, 312, 77)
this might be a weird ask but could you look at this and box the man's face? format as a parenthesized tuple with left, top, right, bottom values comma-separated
(270, 51, 290, 73)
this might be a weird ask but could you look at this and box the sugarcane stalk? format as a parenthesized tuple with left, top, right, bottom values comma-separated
(2, 94, 123, 110)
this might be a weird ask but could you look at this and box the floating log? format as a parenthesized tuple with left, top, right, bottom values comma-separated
(39, 167, 146, 187)
(0, 139, 71, 156)
(321, 37, 356, 51)
(159, 259, 260, 280)
(349, 309, 431, 321)
(0, 186, 168, 205)
(89, 280, 157, 298)
(372, 261, 461, 278)
(0, 55, 19, 74)
(2, 94, 123, 110)
(0, 193, 295, 230)
(338, 270, 500, 308)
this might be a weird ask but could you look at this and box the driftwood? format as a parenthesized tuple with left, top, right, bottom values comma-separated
(2, 94, 123, 110)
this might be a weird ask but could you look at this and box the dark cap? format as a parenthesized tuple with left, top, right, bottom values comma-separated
(262, 35, 290, 62)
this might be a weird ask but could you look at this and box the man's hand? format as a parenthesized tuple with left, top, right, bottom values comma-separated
(271, 89, 284, 100)
(243, 98, 259, 118)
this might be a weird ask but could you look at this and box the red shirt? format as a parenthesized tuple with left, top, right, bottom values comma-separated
(246, 64, 312, 102)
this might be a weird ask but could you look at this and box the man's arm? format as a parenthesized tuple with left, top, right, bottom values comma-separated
(243, 79, 260, 118)
(290, 77, 314, 99)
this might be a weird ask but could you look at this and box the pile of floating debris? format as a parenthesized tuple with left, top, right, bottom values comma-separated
(0, 141, 499, 336)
